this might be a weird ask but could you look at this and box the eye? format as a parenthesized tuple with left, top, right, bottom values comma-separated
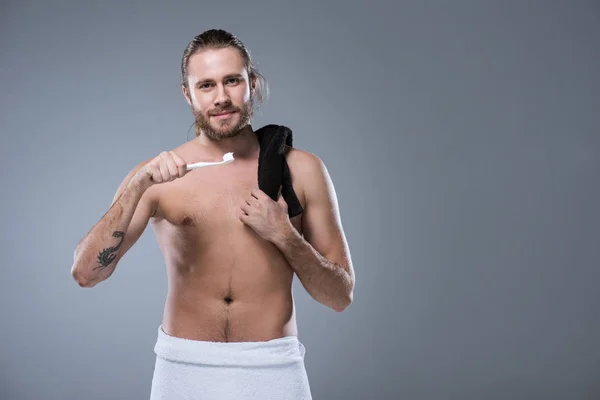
(197, 83, 211, 90)
(226, 78, 239, 85)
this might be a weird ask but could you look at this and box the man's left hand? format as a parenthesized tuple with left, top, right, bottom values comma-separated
(239, 188, 291, 243)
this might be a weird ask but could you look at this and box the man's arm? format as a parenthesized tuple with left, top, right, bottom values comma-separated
(272, 153, 355, 312)
(71, 159, 156, 288)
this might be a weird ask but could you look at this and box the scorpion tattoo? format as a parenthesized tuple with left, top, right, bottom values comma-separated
(93, 231, 125, 270)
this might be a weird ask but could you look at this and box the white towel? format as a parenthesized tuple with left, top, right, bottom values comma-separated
(149, 325, 313, 399)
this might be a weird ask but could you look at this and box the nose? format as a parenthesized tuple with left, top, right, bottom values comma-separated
(213, 84, 231, 107)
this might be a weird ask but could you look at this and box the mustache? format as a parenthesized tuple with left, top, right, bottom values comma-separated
(209, 107, 239, 116)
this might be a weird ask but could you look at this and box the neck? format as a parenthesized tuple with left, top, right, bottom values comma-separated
(195, 124, 259, 159)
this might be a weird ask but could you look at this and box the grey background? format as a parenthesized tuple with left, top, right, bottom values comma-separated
(1, 1, 599, 399)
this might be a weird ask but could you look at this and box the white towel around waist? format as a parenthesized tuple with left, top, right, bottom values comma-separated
(153, 325, 307, 367)
(150, 325, 312, 400)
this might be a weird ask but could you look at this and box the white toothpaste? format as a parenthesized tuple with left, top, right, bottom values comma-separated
(186, 152, 235, 170)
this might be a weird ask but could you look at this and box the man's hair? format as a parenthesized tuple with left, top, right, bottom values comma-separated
(181, 29, 268, 107)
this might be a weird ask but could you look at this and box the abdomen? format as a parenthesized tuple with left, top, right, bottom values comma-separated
(158, 226, 297, 342)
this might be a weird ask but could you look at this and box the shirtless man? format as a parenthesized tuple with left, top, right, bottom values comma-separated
(71, 29, 355, 399)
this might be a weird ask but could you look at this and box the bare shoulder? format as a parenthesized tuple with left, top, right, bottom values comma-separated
(284, 145, 326, 177)
(283, 146, 336, 210)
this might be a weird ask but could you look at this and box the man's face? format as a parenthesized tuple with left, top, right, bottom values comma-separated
(183, 47, 254, 140)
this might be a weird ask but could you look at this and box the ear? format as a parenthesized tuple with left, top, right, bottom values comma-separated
(182, 85, 192, 106)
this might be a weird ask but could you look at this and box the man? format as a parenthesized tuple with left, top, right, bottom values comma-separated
(71, 29, 355, 399)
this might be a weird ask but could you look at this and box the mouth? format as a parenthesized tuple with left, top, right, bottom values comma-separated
(211, 110, 237, 119)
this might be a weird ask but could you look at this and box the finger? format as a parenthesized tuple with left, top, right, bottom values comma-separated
(170, 151, 188, 177)
(240, 202, 251, 214)
(242, 193, 257, 206)
(148, 164, 161, 183)
(149, 158, 163, 183)
(278, 192, 287, 204)
(251, 188, 268, 201)
(165, 154, 179, 179)
(247, 196, 260, 207)
(158, 155, 170, 182)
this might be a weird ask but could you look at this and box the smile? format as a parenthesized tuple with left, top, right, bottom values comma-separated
(212, 111, 236, 119)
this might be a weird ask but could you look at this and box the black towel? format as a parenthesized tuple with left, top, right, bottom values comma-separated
(254, 124, 304, 218)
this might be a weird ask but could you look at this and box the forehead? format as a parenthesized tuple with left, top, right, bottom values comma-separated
(187, 47, 247, 81)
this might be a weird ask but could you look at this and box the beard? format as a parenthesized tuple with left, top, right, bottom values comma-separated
(193, 98, 254, 140)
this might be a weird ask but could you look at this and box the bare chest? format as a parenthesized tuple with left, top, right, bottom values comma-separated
(155, 166, 256, 229)
(151, 162, 303, 237)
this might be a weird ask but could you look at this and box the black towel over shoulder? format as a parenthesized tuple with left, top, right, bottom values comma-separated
(254, 124, 304, 218)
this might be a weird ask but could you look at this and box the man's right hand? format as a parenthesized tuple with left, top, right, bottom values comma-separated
(131, 151, 189, 191)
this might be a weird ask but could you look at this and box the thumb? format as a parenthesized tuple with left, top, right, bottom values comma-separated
(277, 187, 286, 203)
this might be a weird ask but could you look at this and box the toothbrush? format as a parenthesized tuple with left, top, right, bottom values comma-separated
(186, 152, 235, 170)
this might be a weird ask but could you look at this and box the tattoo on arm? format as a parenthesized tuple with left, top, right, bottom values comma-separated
(93, 231, 125, 270)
